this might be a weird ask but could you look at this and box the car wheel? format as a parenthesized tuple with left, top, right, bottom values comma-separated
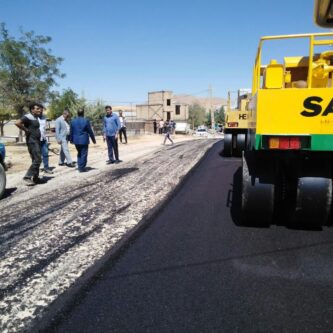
(0, 163, 6, 199)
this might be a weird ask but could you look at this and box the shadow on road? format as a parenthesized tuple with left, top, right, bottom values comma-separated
(2, 187, 17, 199)
(229, 167, 243, 226)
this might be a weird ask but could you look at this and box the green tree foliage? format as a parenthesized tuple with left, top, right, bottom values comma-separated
(188, 103, 206, 129)
(0, 107, 14, 136)
(84, 100, 105, 133)
(48, 89, 85, 119)
(215, 106, 225, 125)
(0, 22, 64, 117)
(205, 106, 226, 129)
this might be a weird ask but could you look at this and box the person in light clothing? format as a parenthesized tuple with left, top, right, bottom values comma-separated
(55, 110, 75, 167)
(118, 111, 128, 144)
(38, 107, 53, 174)
(159, 119, 164, 134)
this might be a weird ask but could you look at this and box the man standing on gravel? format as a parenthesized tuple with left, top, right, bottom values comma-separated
(103, 105, 122, 164)
(70, 108, 96, 172)
(118, 110, 128, 144)
(15, 102, 45, 185)
(38, 107, 53, 174)
(55, 110, 75, 168)
(159, 119, 164, 134)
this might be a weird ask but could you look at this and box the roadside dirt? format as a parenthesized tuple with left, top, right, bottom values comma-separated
(4, 134, 196, 197)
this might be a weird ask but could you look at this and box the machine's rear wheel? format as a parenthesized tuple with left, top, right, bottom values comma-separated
(290, 177, 332, 227)
(0, 163, 6, 199)
(236, 134, 246, 156)
(224, 134, 233, 157)
(241, 152, 274, 226)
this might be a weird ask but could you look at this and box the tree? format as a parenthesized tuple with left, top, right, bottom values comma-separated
(188, 103, 206, 129)
(84, 100, 106, 134)
(0, 107, 13, 136)
(0, 22, 65, 119)
(215, 106, 225, 126)
(205, 106, 226, 129)
(48, 89, 85, 119)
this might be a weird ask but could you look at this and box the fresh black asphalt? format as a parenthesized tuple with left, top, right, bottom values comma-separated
(48, 141, 333, 333)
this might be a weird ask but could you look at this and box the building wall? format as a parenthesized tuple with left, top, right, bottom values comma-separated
(137, 91, 188, 122)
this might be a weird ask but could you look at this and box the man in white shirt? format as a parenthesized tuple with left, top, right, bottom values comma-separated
(159, 120, 164, 134)
(118, 111, 128, 144)
(38, 107, 53, 174)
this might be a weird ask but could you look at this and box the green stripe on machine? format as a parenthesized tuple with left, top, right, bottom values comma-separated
(255, 134, 333, 151)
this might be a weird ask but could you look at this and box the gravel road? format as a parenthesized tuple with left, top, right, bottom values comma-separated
(0, 138, 218, 332)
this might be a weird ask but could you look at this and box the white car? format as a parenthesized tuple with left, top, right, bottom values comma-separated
(195, 128, 208, 137)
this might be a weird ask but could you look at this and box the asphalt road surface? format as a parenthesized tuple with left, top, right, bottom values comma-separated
(47, 141, 333, 333)
(0, 139, 216, 332)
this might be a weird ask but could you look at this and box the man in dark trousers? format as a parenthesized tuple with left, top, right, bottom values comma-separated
(15, 102, 45, 185)
(153, 119, 157, 134)
(103, 105, 122, 164)
(118, 110, 128, 144)
(69, 109, 96, 172)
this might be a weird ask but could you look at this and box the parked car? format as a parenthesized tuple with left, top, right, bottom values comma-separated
(195, 128, 209, 137)
(0, 143, 7, 199)
(175, 122, 190, 134)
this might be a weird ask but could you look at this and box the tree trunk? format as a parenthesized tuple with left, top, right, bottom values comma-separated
(0, 121, 4, 137)
(15, 105, 25, 142)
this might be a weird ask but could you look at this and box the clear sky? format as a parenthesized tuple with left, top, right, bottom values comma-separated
(0, 0, 327, 105)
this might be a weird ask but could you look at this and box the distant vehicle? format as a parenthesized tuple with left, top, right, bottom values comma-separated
(0, 143, 7, 199)
(175, 122, 190, 134)
(195, 128, 208, 137)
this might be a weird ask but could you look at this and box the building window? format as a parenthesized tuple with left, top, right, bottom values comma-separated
(175, 105, 180, 115)
(166, 99, 171, 106)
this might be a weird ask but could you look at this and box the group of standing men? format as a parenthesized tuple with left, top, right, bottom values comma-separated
(15, 102, 126, 185)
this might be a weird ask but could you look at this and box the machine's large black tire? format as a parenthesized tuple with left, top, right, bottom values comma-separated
(224, 133, 233, 157)
(236, 133, 246, 156)
(241, 152, 274, 226)
(291, 177, 332, 227)
(0, 163, 6, 199)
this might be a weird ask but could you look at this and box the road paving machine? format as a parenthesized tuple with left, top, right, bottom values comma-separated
(241, 2, 333, 226)
(224, 89, 253, 157)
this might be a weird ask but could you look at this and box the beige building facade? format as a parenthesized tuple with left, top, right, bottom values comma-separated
(136, 91, 189, 122)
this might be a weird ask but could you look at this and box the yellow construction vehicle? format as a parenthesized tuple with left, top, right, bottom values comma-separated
(241, 25, 333, 226)
(314, 0, 333, 27)
(223, 89, 253, 156)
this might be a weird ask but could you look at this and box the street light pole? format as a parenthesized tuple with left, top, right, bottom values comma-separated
(209, 84, 215, 130)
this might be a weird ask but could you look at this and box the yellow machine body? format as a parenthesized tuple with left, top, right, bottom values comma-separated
(225, 90, 253, 130)
(250, 32, 333, 151)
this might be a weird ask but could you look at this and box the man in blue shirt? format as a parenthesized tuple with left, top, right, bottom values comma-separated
(103, 105, 122, 164)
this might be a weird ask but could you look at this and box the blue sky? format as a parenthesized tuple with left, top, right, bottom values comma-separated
(0, 0, 327, 104)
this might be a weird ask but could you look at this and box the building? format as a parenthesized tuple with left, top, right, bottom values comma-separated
(136, 91, 189, 122)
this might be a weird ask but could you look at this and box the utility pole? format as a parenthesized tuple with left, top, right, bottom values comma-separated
(208, 84, 215, 130)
